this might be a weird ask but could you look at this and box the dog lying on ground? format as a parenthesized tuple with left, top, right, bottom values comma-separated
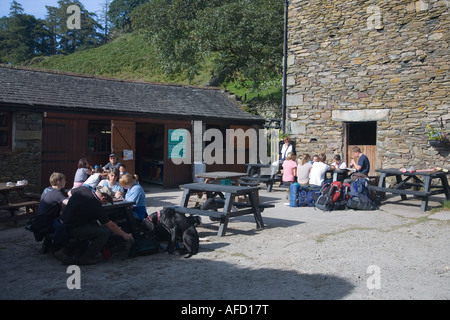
(159, 207, 201, 258)
(143, 208, 201, 258)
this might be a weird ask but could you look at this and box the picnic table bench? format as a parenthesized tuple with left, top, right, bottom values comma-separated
(0, 182, 39, 226)
(239, 163, 280, 192)
(177, 183, 272, 236)
(368, 168, 450, 211)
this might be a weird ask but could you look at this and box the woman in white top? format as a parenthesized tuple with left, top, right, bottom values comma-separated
(309, 153, 330, 188)
(279, 136, 295, 162)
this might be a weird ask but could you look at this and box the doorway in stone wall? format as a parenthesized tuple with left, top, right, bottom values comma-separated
(344, 121, 377, 176)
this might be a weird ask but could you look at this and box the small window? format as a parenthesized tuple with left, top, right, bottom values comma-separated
(88, 121, 111, 153)
(0, 112, 11, 150)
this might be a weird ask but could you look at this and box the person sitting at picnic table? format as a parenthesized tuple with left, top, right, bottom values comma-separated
(104, 153, 121, 172)
(29, 172, 69, 245)
(119, 164, 128, 178)
(309, 153, 330, 189)
(297, 153, 313, 186)
(72, 158, 93, 189)
(330, 154, 347, 170)
(82, 165, 106, 190)
(55, 186, 133, 265)
(97, 168, 124, 199)
(350, 146, 370, 176)
(119, 173, 147, 220)
(282, 152, 297, 185)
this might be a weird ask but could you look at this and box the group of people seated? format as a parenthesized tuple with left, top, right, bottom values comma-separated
(281, 145, 370, 189)
(30, 153, 148, 265)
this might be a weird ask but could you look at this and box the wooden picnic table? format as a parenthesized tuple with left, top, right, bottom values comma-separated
(175, 183, 273, 237)
(368, 168, 450, 211)
(103, 200, 138, 234)
(195, 171, 248, 185)
(0, 182, 39, 226)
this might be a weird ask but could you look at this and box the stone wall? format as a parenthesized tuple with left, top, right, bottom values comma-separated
(286, 0, 449, 169)
(0, 112, 42, 192)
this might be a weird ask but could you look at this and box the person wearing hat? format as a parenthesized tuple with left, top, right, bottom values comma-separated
(103, 153, 121, 172)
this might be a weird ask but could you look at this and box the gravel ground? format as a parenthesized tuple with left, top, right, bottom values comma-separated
(1, 183, 449, 301)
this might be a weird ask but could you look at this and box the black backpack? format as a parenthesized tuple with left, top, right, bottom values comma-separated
(315, 182, 342, 212)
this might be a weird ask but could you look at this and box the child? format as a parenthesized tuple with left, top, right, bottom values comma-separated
(282, 152, 297, 184)
(309, 153, 330, 188)
(119, 164, 128, 177)
(331, 154, 347, 170)
(119, 173, 147, 220)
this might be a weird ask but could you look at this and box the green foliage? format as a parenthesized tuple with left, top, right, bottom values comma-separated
(108, 0, 150, 31)
(31, 32, 212, 85)
(132, 0, 283, 87)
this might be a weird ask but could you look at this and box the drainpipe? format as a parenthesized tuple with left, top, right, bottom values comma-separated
(281, 0, 289, 134)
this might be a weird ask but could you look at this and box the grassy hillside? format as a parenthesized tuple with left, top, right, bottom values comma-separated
(30, 32, 212, 86)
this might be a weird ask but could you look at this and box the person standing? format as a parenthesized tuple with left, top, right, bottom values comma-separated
(278, 136, 296, 163)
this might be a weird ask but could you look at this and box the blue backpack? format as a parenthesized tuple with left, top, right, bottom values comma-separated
(347, 179, 377, 210)
(298, 186, 317, 207)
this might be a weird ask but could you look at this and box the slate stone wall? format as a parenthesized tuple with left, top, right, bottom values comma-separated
(287, 0, 449, 169)
(0, 111, 42, 192)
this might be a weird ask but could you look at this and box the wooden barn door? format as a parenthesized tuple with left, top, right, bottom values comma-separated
(41, 117, 87, 190)
(111, 120, 136, 176)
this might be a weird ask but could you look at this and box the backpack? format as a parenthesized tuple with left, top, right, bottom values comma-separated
(128, 233, 160, 258)
(315, 181, 342, 211)
(298, 186, 316, 207)
(346, 179, 377, 210)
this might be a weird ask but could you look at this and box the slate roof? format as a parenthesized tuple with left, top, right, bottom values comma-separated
(0, 65, 265, 124)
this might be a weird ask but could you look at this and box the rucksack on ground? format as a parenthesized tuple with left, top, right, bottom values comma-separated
(315, 181, 342, 211)
(298, 186, 318, 207)
(347, 178, 377, 210)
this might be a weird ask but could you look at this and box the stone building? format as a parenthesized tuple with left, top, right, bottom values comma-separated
(286, 0, 449, 174)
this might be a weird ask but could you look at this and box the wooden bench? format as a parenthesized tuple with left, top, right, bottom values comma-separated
(367, 185, 431, 198)
(0, 200, 39, 226)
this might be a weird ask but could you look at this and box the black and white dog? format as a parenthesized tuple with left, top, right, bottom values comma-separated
(144, 207, 201, 258)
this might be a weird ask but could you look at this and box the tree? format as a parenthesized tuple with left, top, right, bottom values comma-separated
(108, 0, 150, 32)
(195, 0, 284, 87)
(44, 0, 103, 54)
(131, 0, 283, 86)
(0, 1, 47, 64)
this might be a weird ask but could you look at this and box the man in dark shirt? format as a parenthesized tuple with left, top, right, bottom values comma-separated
(350, 146, 370, 175)
(103, 153, 121, 172)
(60, 186, 132, 265)
(30, 172, 68, 242)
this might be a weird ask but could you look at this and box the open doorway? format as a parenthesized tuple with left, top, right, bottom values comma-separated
(345, 121, 377, 176)
(136, 123, 165, 185)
